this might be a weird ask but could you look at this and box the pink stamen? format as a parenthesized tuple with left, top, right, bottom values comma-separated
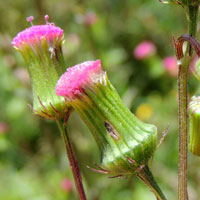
(44, 15, 49, 24)
(56, 60, 102, 98)
(26, 16, 34, 26)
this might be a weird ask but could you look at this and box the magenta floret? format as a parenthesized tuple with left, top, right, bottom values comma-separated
(56, 60, 102, 98)
(12, 25, 63, 48)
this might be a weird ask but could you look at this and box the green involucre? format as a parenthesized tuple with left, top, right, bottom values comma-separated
(70, 73, 157, 175)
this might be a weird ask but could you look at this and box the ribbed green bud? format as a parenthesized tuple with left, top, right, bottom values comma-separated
(56, 60, 157, 175)
(189, 96, 200, 156)
(12, 16, 68, 119)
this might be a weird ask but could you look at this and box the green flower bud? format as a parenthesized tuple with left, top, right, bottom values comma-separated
(189, 96, 200, 156)
(56, 60, 157, 175)
(12, 16, 68, 120)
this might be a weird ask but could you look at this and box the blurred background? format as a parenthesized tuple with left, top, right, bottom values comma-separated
(1, 0, 200, 199)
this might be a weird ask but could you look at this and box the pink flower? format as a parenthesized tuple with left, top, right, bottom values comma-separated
(12, 25, 63, 49)
(56, 60, 102, 99)
(163, 56, 178, 77)
(11, 16, 67, 120)
(61, 178, 73, 192)
(12, 15, 63, 50)
(85, 11, 97, 26)
(133, 41, 156, 60)
(0, 122, 9, 134)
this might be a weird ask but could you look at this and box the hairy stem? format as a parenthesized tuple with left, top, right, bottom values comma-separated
(138, 165, 167, 200)
(178, 57, 189, 200)
(177, 5, 198, 200)
(56, 119, 87, 200)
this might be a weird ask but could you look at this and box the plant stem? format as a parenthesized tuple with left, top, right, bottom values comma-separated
(188, 5, 198, 38)
(138, 165, 167, 200)
(56, 119, 87, 200)
(178, 5, 198, 200)
(178, 57, 189, 200)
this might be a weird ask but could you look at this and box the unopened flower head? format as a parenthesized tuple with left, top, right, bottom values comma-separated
(188, 96, 200, 156)
(12, 15, 67, 120)
(133, 41, 156, 60)
(56, 60, 157, 175)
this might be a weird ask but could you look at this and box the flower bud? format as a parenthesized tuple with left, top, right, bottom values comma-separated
(56, 60, 157, 175)
(189, 96, 200, 156)
(12, 16, 68, 119)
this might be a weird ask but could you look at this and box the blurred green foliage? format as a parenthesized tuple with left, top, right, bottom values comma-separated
(1, 0, 200, 199)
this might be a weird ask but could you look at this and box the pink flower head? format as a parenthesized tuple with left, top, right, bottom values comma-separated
(133, 41, 156, 60)
(85, 11, 97, 26)
(163, 56, 178, 77)
(56, 60, 102, 99)
(61, 178, 73, 192)
(12, 16, 63, 49)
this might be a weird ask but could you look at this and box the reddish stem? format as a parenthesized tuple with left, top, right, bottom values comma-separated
(56, 119, 87, 200)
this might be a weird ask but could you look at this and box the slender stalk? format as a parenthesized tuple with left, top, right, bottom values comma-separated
(56, 119, 87, 200)
(138, 165, 167, 200)
(188, 5, 198, 38)
(177, 5, 198, 200)
(178, 57, 189, 200)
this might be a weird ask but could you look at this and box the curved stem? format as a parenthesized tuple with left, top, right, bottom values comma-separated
(138, 165, 167, 200)
(56, 119, 87, 200)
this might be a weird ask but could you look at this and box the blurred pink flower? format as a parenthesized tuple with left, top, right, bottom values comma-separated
(61, 178, 73, 192)
(163, 56, 178, 77)
(133, 41, 156, 60)
(190, 56, 198, 73)
(85, 11, 97, 26)
(0, 122, 9, 134)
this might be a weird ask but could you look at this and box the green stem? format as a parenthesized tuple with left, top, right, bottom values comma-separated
(188, 5, 198, 37)
(56, 119, 87, 200)
(178, 5, 198, 200)
(138, 165, 167, 200)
